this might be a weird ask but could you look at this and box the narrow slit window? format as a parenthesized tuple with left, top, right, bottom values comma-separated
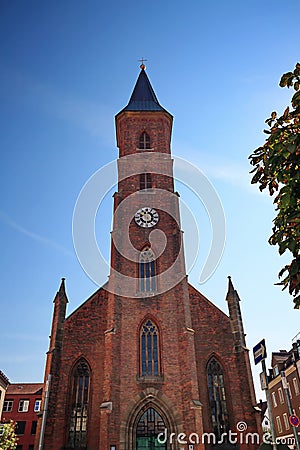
(140, 173, 152, 190)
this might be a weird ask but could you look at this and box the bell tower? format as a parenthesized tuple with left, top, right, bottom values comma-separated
(102, 65, 204, 449)
(109, 64, 187, 297)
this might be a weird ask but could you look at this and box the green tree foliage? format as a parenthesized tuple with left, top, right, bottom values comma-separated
(249, 63, 300, 309)
(0, 420, 18, 450)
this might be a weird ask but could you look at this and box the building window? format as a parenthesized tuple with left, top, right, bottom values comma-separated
(28, 446, 34, 450)
(276, 416, 282, 433)
(140, 248, 156, 292)
(140, 319, 160, 377)
(16, 421, 26, 435)
(18, 400, 29, 412)
(283, 413, 290, 430)
(272, 392, 277, 408)
(274, 365, 279, 376)
(31, 421, 37, 435)
(140, 173, 152, 190)
(3, 400, 13, 412)
(207, 358, 229, 439)
(16, 446, 23, 450)
(68, 359, 90, 449)
(34, 399, 42, 412)
(278, 387, 284, 404)
(136, 407, 166, 447)
(139, 132, 151, 149)
(287, 382, 292, 398)
(293, 377, 299, 395)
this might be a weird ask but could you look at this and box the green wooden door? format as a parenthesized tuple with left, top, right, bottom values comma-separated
(136, 435, 166, 449)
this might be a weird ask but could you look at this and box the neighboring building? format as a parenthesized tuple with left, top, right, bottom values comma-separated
(268, 338, 300, 446)
(3, 383, 43, 450)
(0, 370, 9, 420)
(257, 400, 270, 431)
(35, 66, 261, 450)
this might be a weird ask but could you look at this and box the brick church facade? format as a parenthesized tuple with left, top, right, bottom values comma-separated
(35, 66, 261, 450)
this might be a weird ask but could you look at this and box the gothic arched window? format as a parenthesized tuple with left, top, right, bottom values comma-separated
(139, 132, 151, 149)
(68, 359, 90, 449)
(140, 319, 160, 377)
(207, 358, 229, 439)
(140, 248, 156, 292)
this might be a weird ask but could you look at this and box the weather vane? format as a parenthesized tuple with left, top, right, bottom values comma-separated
(138, 57, 147, 70)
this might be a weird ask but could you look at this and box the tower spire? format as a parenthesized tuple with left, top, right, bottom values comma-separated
(226, 276, 246, 348)
(117, 67, 171, 114)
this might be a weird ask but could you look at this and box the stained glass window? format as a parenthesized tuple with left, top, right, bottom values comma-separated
(207, 358, 229, 439)
(136, 407, 166, 449)
(140, 319, 160, 377)
(68, 360, 90, 449)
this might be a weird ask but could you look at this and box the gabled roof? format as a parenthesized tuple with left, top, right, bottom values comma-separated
(117, 66, 171, 115)
(0, 370, 9, 386)
(6, 383, 43, 395)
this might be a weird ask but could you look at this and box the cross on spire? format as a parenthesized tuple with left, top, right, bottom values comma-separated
(138, 57, 147, 70)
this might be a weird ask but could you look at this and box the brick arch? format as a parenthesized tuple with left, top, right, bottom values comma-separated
(69, 355, 92, 375)
(137, 314, 162, 336)
(120, 388, 182, 450)
(136, 241, 151, 252)
(205, 352, 224, 370)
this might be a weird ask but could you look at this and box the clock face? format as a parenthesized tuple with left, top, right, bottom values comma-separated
(134, 207, 159, 228)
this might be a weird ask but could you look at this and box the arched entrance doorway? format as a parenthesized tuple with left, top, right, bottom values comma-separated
(136, 407, 167, 449)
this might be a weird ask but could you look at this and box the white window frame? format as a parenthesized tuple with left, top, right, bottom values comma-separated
(287, 382, 292, 398)
(18, 399, 29, 412)
(272, 391, 277, 407)
(283, 413, 290, 430)
(293, 377, 299, 395)
(34, 399, 42, 412)
(276, 416, 282, 433)
(278, 387, 284, 404)
(3, 400, 13, 412)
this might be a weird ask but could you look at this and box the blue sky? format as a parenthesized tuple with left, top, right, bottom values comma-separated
(0, 1, 299, 397)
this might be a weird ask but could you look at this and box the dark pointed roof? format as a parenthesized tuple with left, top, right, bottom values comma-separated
(118, 66, 171, 114)
(226, 276, 241, 302)
(53, 277, 69, 304)
(227, 276, 235, 295)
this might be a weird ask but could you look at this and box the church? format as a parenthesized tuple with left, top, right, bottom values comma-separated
(35, 65, 261, 450)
